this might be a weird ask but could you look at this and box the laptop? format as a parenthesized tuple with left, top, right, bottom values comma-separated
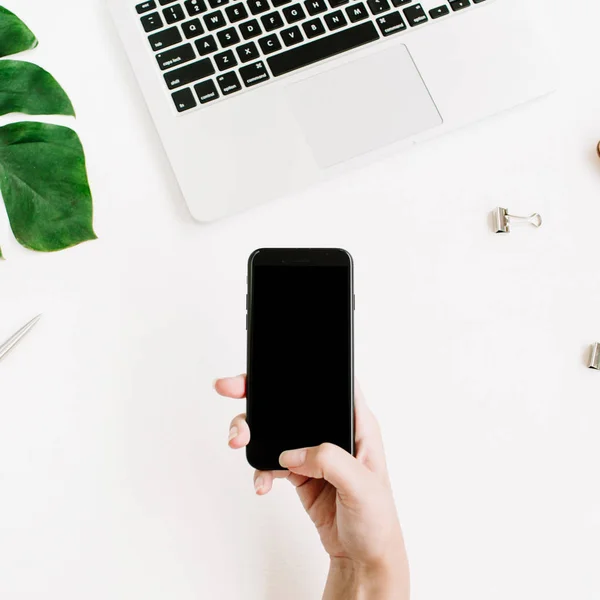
(107, 0, 553, 221)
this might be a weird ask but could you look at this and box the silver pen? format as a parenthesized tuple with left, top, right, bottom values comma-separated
(0, 315, 42, 362)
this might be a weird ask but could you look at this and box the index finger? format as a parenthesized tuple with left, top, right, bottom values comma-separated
(214, 374, 246, 398)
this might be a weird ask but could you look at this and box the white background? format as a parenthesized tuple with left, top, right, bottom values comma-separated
(1, 0, 600, 598)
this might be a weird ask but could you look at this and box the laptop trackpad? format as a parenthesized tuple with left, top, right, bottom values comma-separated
(285, 44, 442, 168)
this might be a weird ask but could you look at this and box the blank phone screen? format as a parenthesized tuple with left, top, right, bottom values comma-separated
(248, 265, 352, 465)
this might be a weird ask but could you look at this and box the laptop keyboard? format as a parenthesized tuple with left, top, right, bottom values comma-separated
(136, 0, 489, 113)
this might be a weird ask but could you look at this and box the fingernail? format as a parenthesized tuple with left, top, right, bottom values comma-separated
(279, 449, 307, 468)
(228, 426, 238, 442)
(254, 476, 263, 493)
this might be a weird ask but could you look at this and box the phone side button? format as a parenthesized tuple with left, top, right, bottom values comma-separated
(246, 314, 248, 330)
(353, 294, 355, 310)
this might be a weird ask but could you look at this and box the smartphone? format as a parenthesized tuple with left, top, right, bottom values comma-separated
(246, 248, 354, 471)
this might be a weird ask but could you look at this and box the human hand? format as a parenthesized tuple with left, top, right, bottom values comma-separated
(215, 375, 410, 600)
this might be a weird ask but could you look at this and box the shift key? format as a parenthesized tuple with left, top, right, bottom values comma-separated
(164, 58, 215, 89)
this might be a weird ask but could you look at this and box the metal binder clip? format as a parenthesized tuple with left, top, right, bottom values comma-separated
(492, 207, 542, 234)
(588, 343, 600, 370)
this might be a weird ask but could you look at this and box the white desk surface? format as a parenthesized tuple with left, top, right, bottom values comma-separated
(1, 0, 599, 598)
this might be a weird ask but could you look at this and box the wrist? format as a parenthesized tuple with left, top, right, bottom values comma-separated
(324, 555, 409, 600)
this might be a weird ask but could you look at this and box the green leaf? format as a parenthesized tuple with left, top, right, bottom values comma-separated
(0, 60, 75, 116)
(0, 121, 96, 252)
(0, 7, 38, 58)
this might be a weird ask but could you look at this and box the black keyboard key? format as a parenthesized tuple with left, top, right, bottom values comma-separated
(215, 49, 238, 69)
(204, 10, 227, 29)
(450, 0, 470, 10)
(182, 18, 205, 37)
(403, 3, 427, 25)
(368, 0, 390, 14)
(218, 26, 241, 46)
(304, 0, 328, 15)
(283, 4, 306, 23)
(391, 0, 410, 5)
(217, 71, 242, 95)
(281, 25, 303, 46)
(171, 87, 197, 112)
(196, 34, 218, 54)
(302, 18, 325, 38)
(376, 10, 405, 35)
(185, 0, 208, 14)
(258, 33, 282, 53)
(148, 26, 182, 50)
(273, 0, 292, 6)
(164, 58, 215, 88)
(329, 0, 349, 7)
(141, 12, 164, 32)
(236, 41, 260, 62)
(429, 5, 449, 18)
(248, 0, 271, 14)
(345, 2, 368, 22)
(261, 11, 284, 31)
(156, 43, 196, 70)
(163, 4, 186, 23)
(239, 60, 270, 87)
(137, 1, 157, 14)
(240, 19, 262, 39)
(473, 0, 487, 3)
(324, 10, 347, 29)
(159, 0, 177, 4)
(226, 3, 249, 21)
(268, 21, 378, 77)
(194, 79, 220, 103)
(209, 0, 229, 7)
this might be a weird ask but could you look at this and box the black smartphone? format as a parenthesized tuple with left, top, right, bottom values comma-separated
(246, 248, 354, 471)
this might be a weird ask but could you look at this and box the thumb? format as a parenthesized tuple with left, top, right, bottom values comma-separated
(280, 443, 370, 499)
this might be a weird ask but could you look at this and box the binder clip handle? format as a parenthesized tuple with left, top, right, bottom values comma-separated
(493, 207, 542, 234)
(589, 343, 600, 370)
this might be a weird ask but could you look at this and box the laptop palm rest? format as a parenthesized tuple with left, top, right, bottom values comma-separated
(285, 44, 442, 168)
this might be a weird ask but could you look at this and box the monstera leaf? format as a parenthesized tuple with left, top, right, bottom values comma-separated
(0, 60, 75, 116)
(0, 122, 96, 252)
(0, 6, 37, 58)
(0, 6, 95, 258)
